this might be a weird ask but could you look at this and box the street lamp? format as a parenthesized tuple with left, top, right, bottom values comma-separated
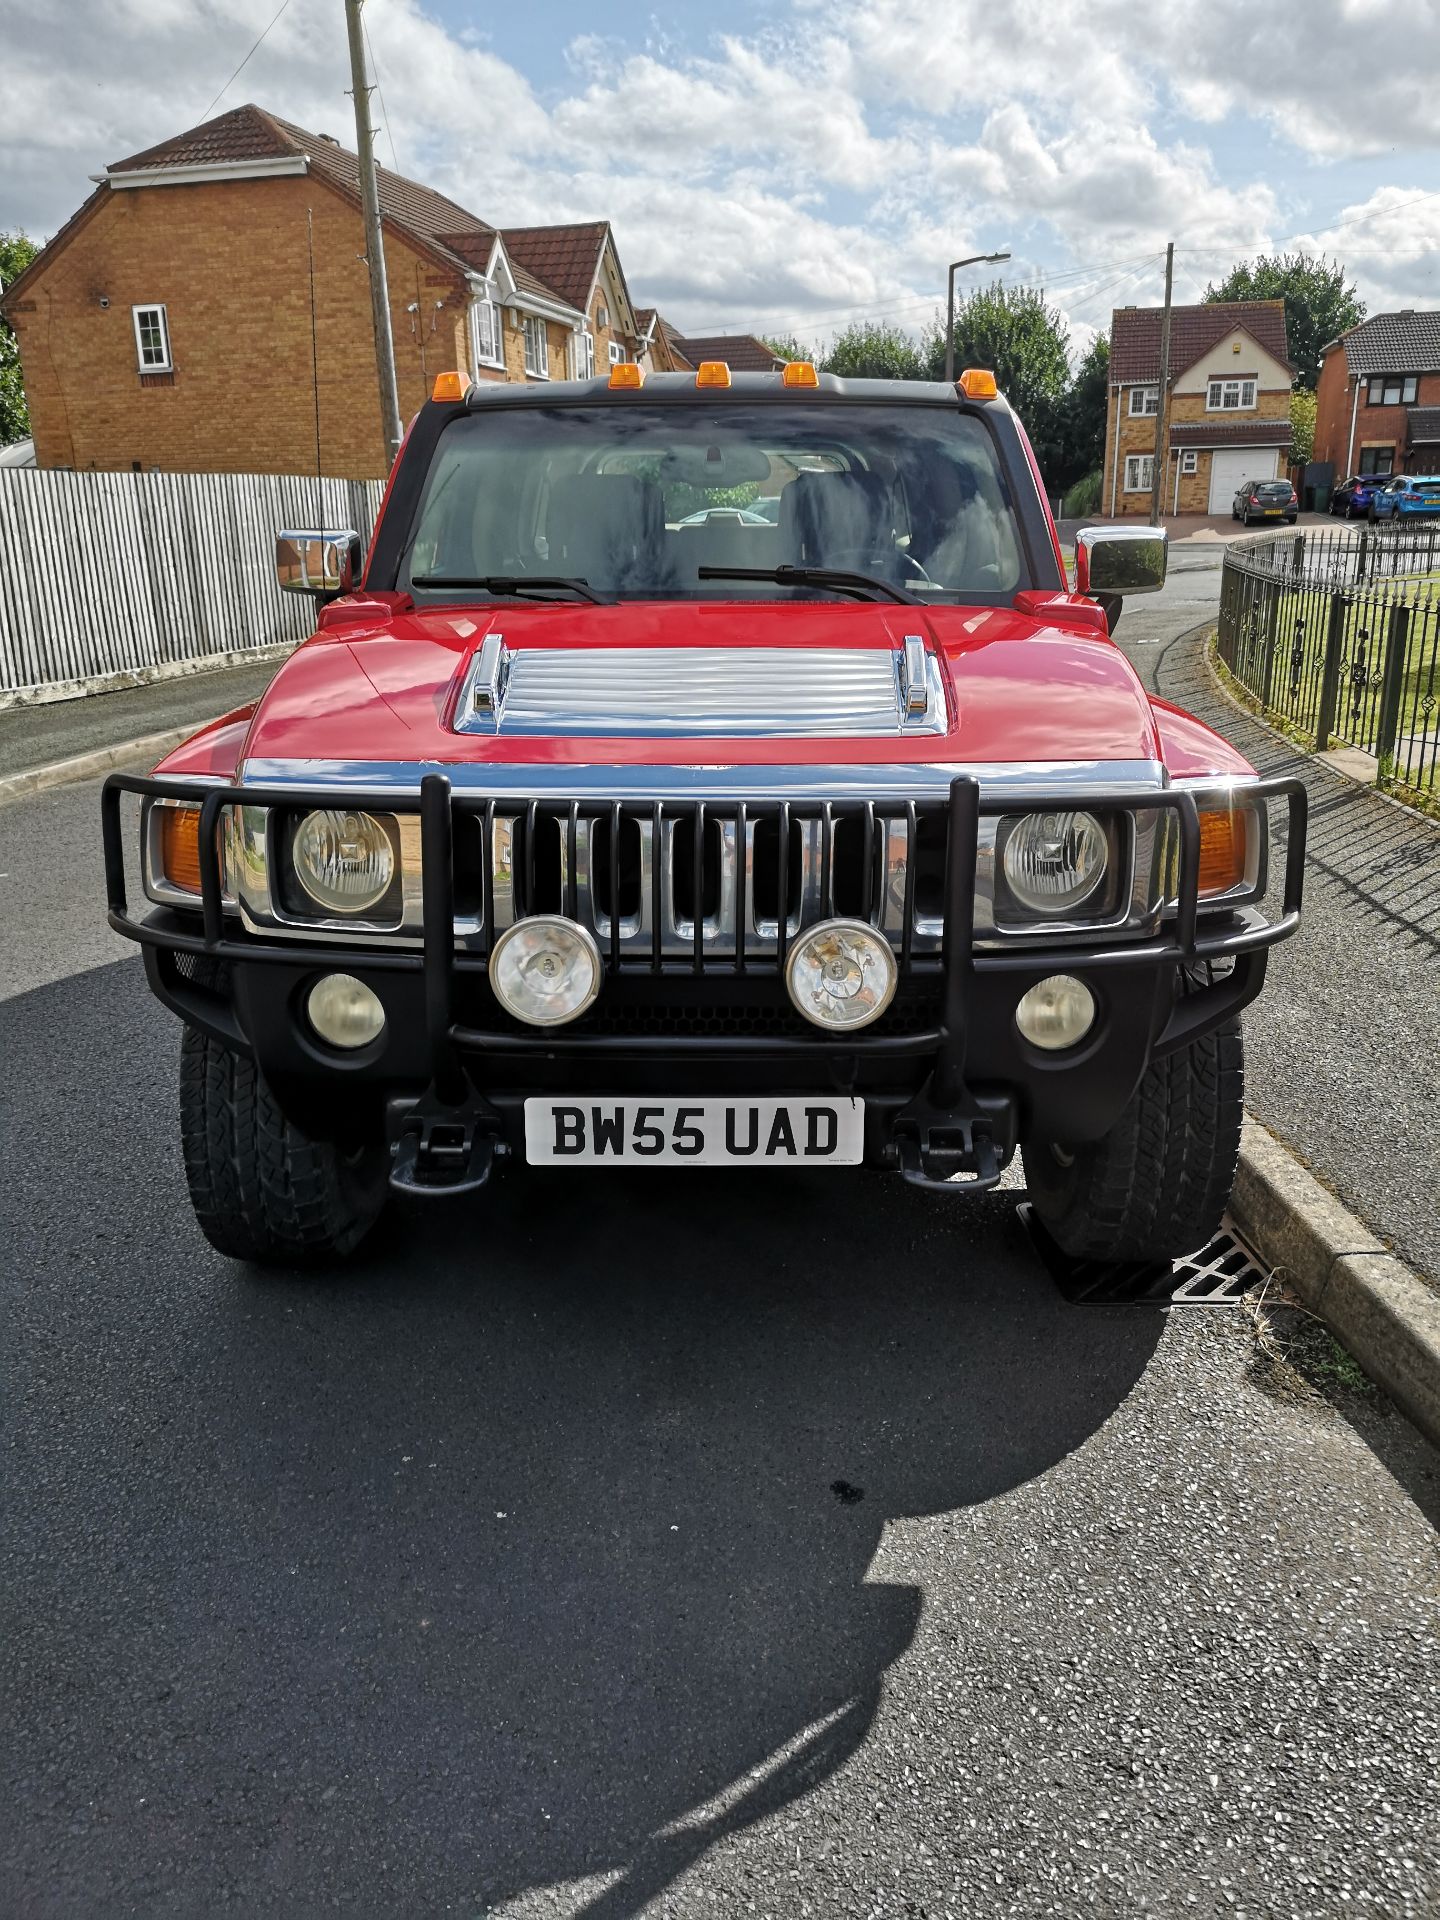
(944, 251, 1012, 385)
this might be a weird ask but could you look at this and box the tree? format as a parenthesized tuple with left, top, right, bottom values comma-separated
(1203, 252, 1364, 391)
(761, 333, 815, 364)
(0, 231, 39, 446)
(1289, 387, 1317, 468)
(923, 282, 1071, 476)
(1053, 332, 1109, 495)
(820, 320, 924, 381)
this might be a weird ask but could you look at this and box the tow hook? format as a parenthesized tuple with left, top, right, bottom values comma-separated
(388, 1093, 506, 1197)
(888, 1078, 1008, 1191)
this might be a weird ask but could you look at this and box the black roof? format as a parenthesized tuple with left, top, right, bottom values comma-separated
(1341, 311, 1440, 375)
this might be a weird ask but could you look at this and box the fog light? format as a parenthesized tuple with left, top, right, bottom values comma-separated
(293, 809, 395, 915)
(489, 915, 602, 1027)
(307, 972, 386, 1050)
(1014, 974, 1096, 1051)
(784, 918, 897, 1031)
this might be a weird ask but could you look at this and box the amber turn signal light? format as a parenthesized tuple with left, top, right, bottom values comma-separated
(958, 367, 998, 400)
(431, 370, 467, 403)
(608, 362, 645, 389)
(159, 804, 204, 894)
(695, 361, 732, 388)
(1197, 806, 1251, 898)
(781, 360, 819, 387)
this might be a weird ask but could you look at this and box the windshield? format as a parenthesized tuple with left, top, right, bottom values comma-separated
(400, 403, 1027, 602)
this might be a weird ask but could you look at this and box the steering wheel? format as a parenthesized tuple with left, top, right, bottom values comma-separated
(826, 546, 933, 585)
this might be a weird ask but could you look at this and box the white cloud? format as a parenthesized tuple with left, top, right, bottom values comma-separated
(1, 0, 1437, 346)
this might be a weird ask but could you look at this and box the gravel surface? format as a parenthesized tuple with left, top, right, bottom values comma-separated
(1115, 555, 1440, 1287)
(2, 779, 1438, 1918)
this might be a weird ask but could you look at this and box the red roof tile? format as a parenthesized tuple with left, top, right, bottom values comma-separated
(676, 333, 787, 372)
(500, 223, 609, 315)
(1110, 300, 1291, 386)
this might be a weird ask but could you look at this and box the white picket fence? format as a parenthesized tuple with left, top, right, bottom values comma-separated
(0, 468, 386, 704)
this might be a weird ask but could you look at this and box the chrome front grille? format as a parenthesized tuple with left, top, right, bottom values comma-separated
(464, 799, 948, 964)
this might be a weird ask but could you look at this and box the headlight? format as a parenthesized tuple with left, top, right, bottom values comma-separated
(489, 915, 602, 1027)
(784, 918, 897, 1031)
(292, 809, 396, 915)
(999, 810, 1108, 916)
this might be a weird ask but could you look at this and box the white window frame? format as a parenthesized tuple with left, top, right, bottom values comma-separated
(1123, 454, 1154, 493)
(1129, 385, 1159, 416)
(1180, 449, 1198, 474)
(607, 339, 627, 367)
(470, 295, 502, 370)
(1206, 377, 1257, 412)
(522, 315, 549, 379)
(132, 303, 171, 372)
(573, 330, 595, 380)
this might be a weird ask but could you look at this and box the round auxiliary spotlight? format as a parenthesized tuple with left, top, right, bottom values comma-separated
(488, 915, 603, 1027)
(784, 918, 898, 1032)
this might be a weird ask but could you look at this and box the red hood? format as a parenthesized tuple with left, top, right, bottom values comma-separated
(232, 596, 1165, 772)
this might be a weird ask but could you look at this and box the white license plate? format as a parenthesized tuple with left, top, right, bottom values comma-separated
(523, 1097, 865, 1166)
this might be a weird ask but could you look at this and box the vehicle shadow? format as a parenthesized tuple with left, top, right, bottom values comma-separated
(3, 960, 1164, 1915)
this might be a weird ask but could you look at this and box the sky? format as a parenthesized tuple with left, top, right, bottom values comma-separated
(3, 0, 1439, 359)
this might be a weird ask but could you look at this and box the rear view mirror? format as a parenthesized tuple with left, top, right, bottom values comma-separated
(276, 529, 363, 597)
(1074, 525, 1167, 597)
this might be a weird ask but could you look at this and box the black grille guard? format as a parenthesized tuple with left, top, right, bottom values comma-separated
(102, 771, 1307, 1102)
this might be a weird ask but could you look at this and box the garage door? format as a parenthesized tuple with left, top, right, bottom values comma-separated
(1209, 447, 1277, 515)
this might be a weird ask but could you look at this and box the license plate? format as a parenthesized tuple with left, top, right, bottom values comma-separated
(1264, 507, 1284, 516)
(524, 1096, 865, 1166)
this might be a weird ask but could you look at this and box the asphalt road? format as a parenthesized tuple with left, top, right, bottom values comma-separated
(3, 776, 1439, 1918)
(1114, 550, 1440, 1286)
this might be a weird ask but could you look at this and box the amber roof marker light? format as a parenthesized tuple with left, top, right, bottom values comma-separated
(695, 361, 732, 388)
(944, 249, 1012, 383)
(609, 362, 645, 389)
(958, 368, 999, 401)
(431, 370, 468, 402)
(781, 361, 820, 388)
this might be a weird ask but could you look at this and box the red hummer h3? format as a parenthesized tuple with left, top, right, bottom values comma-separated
(103, 362, 1305, 1268)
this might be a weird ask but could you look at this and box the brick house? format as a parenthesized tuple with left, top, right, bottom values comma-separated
(0, 104, 645, 478)
(1101, 299, 1294, 517)
(1312, 310, 1440, 483)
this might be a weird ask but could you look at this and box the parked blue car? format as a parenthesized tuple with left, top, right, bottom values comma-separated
(1329, 474, 1382, 517)
(1368, 474, 1440, 521)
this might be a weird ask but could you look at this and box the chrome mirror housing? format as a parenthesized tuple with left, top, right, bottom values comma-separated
(1074, 525, 1168, 597)
(275, 529, 363, 597)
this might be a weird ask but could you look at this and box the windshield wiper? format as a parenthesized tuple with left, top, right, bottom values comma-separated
(410, 574, 610, 604)
(696, 564, 920, 606)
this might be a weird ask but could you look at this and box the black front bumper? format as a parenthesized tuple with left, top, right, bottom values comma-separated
(103, 772, 1307, 1191)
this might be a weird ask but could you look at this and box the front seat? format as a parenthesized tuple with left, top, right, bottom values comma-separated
(778, 469, 894, 566)
(545, 474, 666, 591)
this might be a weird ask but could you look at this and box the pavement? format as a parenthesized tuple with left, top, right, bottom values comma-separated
(1113, 550, 1440, 1288)
(2, 796, 1438, 1916)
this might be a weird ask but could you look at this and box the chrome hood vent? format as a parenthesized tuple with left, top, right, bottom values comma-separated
(453, 635, 947, 739)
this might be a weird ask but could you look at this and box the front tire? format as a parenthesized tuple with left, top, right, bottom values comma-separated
(1021, 980, 1243, 1264)
(179, 1028, 389, 1265)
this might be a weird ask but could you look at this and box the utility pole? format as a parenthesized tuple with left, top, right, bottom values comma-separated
(1148, 241, 1174, 527)
(344, 0, 403, 466)
(944, 250, 1012, 385)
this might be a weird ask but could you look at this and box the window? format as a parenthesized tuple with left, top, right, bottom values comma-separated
(1180, 450, 1198, 474)
(400, 404, 1025, 602)
(1206, 378, 1257, 411)
(608, 340, 627, 367)
(522, 315, 549, 379)
(1367, 375, 1418, 405)
(1129, 386, 1159, 416)
(1359, 445, 1395, 475)
(1124, 454, 1154, 492)
(596, 301, 610, 329)
(573, 330, 595, 380)
(470, 296, 501, 368)
(132, 304, 171, 372)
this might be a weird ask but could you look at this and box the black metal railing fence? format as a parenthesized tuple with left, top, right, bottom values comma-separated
(1217, 524, 1440, 795)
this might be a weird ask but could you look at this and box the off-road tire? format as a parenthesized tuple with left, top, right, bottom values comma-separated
(1021, 975, 1243, 1265)
(179, 1028, 388, 1265)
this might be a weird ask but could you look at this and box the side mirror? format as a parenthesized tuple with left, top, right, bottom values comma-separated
(275, 529, 363, 597)
(1074, 525, 1168, 599)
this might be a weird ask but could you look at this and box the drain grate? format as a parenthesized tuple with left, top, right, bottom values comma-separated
(1017, 1204, 1268, 1306)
